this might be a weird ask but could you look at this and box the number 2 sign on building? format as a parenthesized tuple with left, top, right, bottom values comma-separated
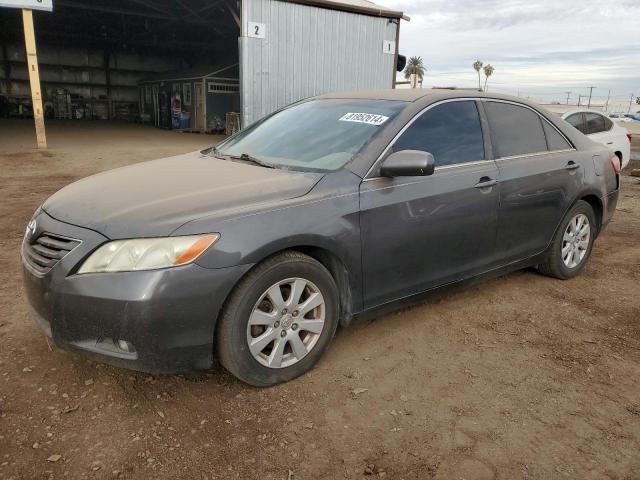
(247, 22, 266, 39)
(1, 0, 53, 149)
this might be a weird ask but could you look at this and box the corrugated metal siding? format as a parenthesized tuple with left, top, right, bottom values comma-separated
(240, 0, 398, 126)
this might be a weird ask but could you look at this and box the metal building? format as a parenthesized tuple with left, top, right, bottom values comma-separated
(0, 0, 407, 131)
(239, 0, 407, 125)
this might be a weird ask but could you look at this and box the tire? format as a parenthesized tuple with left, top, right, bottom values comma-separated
(539, 200, 596, 279)
(216, 251, 339, 387)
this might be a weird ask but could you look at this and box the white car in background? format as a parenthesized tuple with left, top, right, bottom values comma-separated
(562, 109, 632, 169)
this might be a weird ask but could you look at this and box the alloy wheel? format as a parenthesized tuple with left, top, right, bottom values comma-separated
(562, 213, 590, 269)
(246, 277, 325, 368)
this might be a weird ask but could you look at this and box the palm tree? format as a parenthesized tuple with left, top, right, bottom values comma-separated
(483, 64, 495, 92)
(404, 56, 426, 88)
(473, 60, 483, 91)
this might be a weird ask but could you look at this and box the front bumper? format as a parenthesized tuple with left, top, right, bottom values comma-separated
(21, 211, 252, 374)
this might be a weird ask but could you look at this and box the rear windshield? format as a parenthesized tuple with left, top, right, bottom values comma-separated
(216, 99, 406, 172)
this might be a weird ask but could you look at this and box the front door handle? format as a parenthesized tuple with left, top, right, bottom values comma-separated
(566, 161, 580, 170)
(474, 177, 498, 189)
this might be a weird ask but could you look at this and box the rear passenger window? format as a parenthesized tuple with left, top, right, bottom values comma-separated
(585, 113, 607, 134)
(542, 120, 571, 151)
(566, 113, 588, 134)
(393, 101, 485, 166)
(484, 102, 547, 157)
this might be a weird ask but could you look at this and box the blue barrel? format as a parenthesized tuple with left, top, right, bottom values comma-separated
(179, 111, 191, 129)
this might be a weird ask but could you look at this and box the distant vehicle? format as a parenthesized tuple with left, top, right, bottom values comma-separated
(562, 109, 632, 169)
(22, 91, 620, 386)
(609, 113, 637, 123)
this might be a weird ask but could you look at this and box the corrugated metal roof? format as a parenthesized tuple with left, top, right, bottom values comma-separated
(281, 0, 408, 20)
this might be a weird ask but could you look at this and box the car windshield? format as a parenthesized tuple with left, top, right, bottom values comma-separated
(215, 99, 406, 172)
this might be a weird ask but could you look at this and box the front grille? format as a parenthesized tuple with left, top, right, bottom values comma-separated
(23, 233, 81, 275)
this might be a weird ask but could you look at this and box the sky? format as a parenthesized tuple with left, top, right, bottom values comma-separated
(375, 0, 640, 112)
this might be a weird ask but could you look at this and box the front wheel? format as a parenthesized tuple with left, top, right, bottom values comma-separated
(216, 251, 339, 386)
(539, 200, 596, 279)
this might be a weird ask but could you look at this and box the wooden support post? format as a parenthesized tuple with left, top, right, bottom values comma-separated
(22, 9, 47, 149)
(225, 1, 240, 29)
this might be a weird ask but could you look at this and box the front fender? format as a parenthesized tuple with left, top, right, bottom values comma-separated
(173, 171, 363, 311)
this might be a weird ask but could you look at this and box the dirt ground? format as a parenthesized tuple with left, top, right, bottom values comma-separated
(1, 119, 639, 480)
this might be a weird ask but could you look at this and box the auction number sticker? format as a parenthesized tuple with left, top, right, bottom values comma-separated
(339, 112, 389, 126)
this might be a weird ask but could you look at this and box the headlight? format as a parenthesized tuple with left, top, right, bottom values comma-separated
(77, 234, 219, 274)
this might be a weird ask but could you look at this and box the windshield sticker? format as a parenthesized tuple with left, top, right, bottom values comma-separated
(339, 112, 389, 126)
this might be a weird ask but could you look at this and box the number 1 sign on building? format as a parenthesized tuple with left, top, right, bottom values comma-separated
(1, 0, 53, 149)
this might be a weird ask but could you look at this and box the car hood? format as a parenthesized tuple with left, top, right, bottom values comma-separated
(43, 151, 323, 239)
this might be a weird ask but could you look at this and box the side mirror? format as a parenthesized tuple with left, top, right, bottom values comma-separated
(379, 150, 435, 177)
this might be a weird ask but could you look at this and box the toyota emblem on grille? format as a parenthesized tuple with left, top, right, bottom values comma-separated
(26, 219, 37, 238)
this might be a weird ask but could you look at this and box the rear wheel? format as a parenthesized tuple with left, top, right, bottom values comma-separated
(539, 200, 596, 279)
(216, 251, 339, 386)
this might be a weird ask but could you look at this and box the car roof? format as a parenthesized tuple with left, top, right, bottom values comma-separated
(315, 88, 534, 104)
(561, 108, 608, 118)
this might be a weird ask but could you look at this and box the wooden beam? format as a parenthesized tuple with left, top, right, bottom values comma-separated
(176, 0, 201, 19)
(55, 1, 207, 24)
(129, 0, 175, 17)
(22, 9, 46, 149)
(184, 0, 226, 19)
(225, 2, 240, 29)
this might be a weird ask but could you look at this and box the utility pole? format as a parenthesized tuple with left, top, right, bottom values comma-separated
(587, 86, 595, 109)
(605, 89, 611, 112)
(565, 91, 571, 105)
(577, 95, 583, 106)
(629, 93, 635, 113)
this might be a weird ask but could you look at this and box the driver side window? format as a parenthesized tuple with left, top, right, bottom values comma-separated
(393, 101, 485, 166)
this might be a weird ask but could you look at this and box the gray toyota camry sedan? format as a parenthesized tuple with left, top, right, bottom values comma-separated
(22, 89, 620, 386)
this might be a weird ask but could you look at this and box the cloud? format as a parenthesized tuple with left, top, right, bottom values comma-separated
(375, 0, 640, 108)
(389, 0, 640, 30)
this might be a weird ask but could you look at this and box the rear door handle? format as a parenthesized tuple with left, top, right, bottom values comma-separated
(474, 177, 498, 188)
(566, 161, 580, 170)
